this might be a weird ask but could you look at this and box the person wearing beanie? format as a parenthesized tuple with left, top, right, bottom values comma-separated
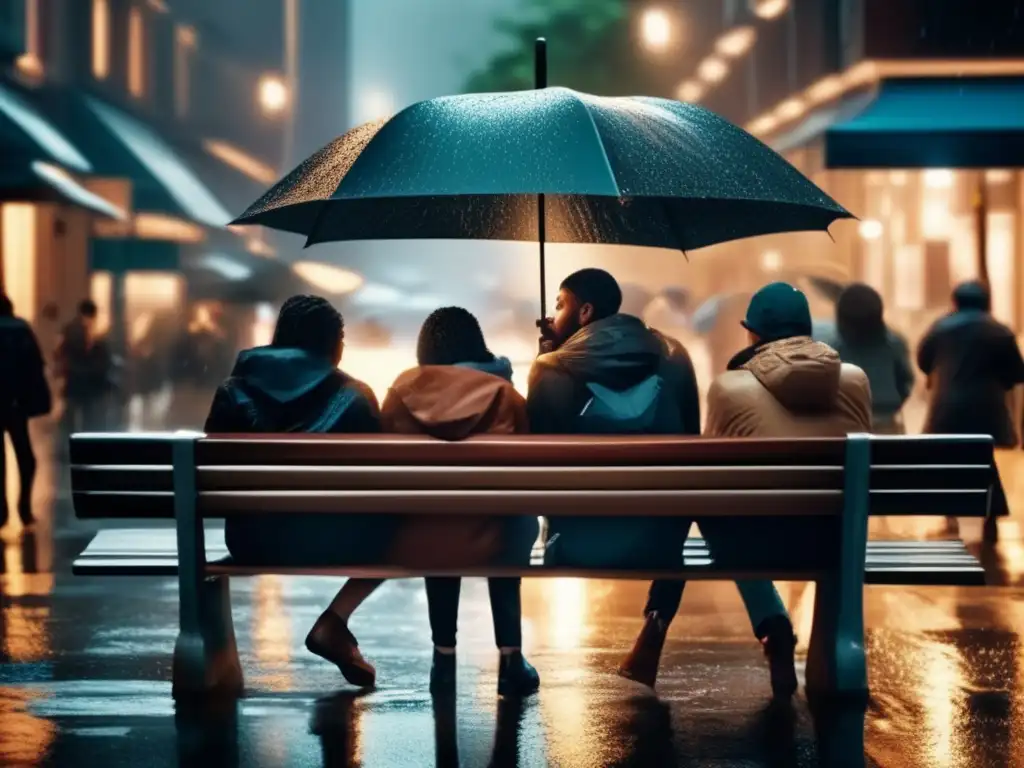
(527, 269, 792, 697)
(621, 281, 872, 699)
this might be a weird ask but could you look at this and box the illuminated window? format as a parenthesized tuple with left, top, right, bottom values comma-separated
(92, 0, 109, 80)
(16, 0, 43, 78)
(124, 272, 183, 348)
(89, 271, 113, 336)
(174, 25, 196, 118)
(128, 6, 145, 98)
(2, 204, 37, 324)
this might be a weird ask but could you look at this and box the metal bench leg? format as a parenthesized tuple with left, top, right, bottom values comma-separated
(171, 434, 243, 699)
(806, 434, 869, 700)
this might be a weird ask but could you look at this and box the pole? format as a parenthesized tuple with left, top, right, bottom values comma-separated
(975, 172, 989, 285)
(535, 37, 548, 329)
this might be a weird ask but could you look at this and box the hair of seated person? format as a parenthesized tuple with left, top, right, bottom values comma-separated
(560, 268, 622, 321)
(273, 294, 344, 358)
(417, 306, 492, 366)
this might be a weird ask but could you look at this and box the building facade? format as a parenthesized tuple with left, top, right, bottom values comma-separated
(667, 0, 1024, 353)
(0, 0, 287, 359)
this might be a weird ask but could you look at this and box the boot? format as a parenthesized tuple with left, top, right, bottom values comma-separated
(429, 649, 456, 696)
(617, 612, 669, 688)
(497, 651, 540, 697)
(757, 615, 798, 699)
(305, 611, 376, 688)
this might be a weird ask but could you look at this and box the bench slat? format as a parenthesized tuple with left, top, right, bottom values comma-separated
(71, 529, 985, 586)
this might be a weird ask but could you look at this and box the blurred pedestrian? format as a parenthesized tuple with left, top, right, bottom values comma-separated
(56, 300, 115, 435)
(382, 306, 539, 697)
(819, 283, 914, 433)
(0, 295, 49, 526)
(918, 281, 1024, 446)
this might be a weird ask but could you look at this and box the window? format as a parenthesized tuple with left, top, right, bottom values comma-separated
(173, 25, 196, 118)
(16, 0, 43, 78)
(2, 204, 38, 324)
(127, 5, 145, 97)
(92, 0, 110, 80)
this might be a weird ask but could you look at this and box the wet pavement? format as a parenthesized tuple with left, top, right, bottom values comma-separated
(3, 419, 1024, 766)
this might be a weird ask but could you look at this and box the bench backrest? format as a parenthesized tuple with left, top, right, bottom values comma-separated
(70, 433, 995, 520)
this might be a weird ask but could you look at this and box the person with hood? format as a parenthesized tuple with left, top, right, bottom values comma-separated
(381, 306, 540, 697)
(527, 269, 793, 695)
(918, 280, 1024, 446)
(818, 282, 913, 433)
(204, 295, 389, 689)
(623, 282, 873, 697)
(0, 295, 50, 527)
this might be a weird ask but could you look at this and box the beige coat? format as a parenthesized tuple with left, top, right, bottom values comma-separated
(706, 337, 872, 438)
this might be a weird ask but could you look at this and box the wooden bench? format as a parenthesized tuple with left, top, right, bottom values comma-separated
(69, 432, 997, 700)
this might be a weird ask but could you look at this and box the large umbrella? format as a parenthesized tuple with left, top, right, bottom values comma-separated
(234, 40, 851, 318)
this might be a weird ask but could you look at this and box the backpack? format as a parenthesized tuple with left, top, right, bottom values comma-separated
(577, 375, 678, 434)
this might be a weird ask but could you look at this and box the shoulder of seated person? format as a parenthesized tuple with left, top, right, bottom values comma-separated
(710, 369, 759, 394)
(838, 362, 870, 388)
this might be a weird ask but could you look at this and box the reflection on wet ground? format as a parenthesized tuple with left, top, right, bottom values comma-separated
(3, 428, 1024, 765)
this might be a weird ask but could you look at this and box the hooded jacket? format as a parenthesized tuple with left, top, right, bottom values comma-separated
(705, 337, 871, 438)
(204, 346, 380, 434)
(527, 314, 700, 435)
(380, 355, 532, 568)
(381, 356, 526, 439)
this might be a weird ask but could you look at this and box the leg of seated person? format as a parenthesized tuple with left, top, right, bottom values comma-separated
(425, 577, 461, 695)
(489, 577, 540, 697)
(616, 579, 685, 688)
(305, 578, 384, 689)
(697, 518, 798, 699)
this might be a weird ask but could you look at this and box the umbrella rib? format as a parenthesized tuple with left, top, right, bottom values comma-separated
(576, 99, 621, 197)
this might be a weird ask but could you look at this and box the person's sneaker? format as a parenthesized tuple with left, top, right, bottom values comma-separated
(429, 649, 456, 696)
(305, 611, 376, 688)
(758, 616, 798, 699)
(617, 612, 669, 688)
(497, 651, 540, 697)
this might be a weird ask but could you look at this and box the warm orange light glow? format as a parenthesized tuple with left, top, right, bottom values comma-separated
(246, 235, 276, 257)
(174, 25, 196, 118)
(697, 55, 729, 84)
(715, 26, 756, 58)
(292, 261, 364, 294)
(807, 75, 844, 103)
(2, 204, 37, 323)
(675, 80, 704, 103)
(17, 0, 43, 79)
(92, 0, 110, 79)
(858, 219, 883, 240)
(258, 75, 289, 115)
(752, 0, 789, 19)
(748, 114, 779, 135)
(203, 139, 277, 184)
(146, 0, 169, 11)
(90, 271, 113, 336)
(128, 6, 144, 97)
(639, 8, 673, 52)
(775, 97, 806, 121)
(134, 213, 205, 243)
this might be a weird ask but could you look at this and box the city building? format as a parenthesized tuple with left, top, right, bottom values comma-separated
(668, 0, 1024, 346)
(0, 0, 288, 356)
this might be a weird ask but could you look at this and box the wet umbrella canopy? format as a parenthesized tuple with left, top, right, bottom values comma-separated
(234, 43, 851, 316)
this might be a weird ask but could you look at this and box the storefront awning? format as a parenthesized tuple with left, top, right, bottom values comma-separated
(0, 81, 124, 218)
(35, 89, 233, 228)
(775, 77, 1024, 169)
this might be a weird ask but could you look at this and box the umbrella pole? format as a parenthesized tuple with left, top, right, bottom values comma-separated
(535, 37, 548, 327)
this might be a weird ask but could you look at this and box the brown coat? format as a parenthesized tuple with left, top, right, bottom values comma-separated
(381, 365, 530, 568)
(706, 337, 872, 438)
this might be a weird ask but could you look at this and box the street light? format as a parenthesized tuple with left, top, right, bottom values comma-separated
(697, 56, 729, 84)
(640, 7, 672, 52)
(258, 74, 289, 116)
